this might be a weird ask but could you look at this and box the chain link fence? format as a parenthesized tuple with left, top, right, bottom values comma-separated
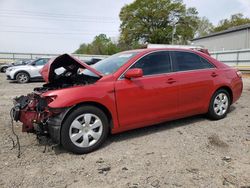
(0, 52, 109, 63)
(1, 50, 250, 72)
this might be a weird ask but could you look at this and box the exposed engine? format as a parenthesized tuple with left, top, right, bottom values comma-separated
(12, 93, 52, 133)
(34, 72, 99, 92)
(11, 93, 57, 157)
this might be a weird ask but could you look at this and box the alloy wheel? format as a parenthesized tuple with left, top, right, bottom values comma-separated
(69, 113, 103, 148)
(213, 93, 229, 116)
(17, 73, 28, 83)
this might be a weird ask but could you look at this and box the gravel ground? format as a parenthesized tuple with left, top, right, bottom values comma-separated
(0, 73, 249, 188)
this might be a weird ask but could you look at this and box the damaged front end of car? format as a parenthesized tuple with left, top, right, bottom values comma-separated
(12, 93, 65, 143)
(11, 53, 102, 144)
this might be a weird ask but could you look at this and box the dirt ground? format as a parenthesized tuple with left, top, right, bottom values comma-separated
(0, 73, 249, 188)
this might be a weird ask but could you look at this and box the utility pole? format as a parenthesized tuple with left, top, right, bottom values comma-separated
(172, 24, 176, 45)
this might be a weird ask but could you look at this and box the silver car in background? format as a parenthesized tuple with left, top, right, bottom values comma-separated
(6, 58, 50, 83)
(0, 59, 31, 73)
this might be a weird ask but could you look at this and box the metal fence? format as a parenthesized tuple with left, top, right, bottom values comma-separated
(210, 49, 250, 70)
(1, 50, 250, 71)
(0, 52, 109, 62)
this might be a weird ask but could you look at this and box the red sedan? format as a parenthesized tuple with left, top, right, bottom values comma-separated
(12, 48, 243, 154)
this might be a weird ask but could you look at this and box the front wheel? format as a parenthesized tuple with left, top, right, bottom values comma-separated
(1, 67, 8, 73)
(207, 89, 231, 120)
(16, 72, 30, 83)
(61, 106, 109, 154)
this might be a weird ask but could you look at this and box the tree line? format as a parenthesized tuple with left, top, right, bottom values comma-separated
(75, 0, 250, 55)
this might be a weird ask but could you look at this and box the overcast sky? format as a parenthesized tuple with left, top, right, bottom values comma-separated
(0, 0, 249, 54)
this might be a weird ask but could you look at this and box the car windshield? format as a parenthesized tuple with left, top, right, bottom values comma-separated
(13, 60, 24, 65)
(82, 52, 139, 76)
(25, 60, 33, 64)
(27, 60, 36, 65)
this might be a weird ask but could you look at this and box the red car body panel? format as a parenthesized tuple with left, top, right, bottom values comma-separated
(42, 82, 120, 131)
(115, 72, 179, 129)
(37, 49, 242, 135)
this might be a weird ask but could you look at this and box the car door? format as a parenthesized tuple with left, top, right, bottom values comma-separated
(31, 59, 48, 78)
(171, 51, 217, 116)
(115, 51, 179, 129)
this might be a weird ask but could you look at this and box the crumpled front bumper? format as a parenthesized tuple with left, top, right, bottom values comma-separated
(11, 95, 70, 144)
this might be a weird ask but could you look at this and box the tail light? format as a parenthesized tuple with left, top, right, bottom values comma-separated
(236, 70, 242, 78)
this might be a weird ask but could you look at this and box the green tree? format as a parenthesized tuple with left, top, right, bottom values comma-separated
(213, 13, 250, 32)
(75, 34, 119, 55)
(195, 17, 214, 37)
(119, 0, 199, 46)
(174, 7, 199, 44)
(75, 43, 91, 54)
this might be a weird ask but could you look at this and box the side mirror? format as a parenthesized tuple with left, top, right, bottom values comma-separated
(124, 68, 143, 79)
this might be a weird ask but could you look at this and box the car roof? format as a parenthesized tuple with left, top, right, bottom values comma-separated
(121, 48, 202, 54)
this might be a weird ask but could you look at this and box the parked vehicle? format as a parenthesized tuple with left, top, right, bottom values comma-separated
(84, 58, 103, 65)
(0, 59, 30, 73)
(6, 58, 50, 83)
(12, 49, 243, 154)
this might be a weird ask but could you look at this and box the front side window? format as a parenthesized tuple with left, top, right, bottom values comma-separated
(35, 59, 46, 66)
(171, 51, 214, 72)
(130, 51, 172, 76)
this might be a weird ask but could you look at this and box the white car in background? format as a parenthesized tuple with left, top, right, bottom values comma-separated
(6, 58, 50, 83)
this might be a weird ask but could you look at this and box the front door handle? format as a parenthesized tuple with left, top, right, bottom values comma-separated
(211, 72, 218, 77)
(166, 78, 176, 84)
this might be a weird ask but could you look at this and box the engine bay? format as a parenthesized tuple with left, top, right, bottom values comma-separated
(34, 71, 100, 92)
(34, 54, 101, 92)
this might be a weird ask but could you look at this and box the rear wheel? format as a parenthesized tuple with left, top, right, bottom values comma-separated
(16, 72, 30, 83)
(1, 67, 8, 73)
(207, 89, 231, 120)
(61, 106, 109, 154)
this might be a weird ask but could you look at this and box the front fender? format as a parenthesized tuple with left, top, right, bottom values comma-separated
(13, 70, 31, 79)
(43, 84, 114, 107)
(42, 83, 119, 130)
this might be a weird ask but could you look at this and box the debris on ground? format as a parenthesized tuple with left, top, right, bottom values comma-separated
(0, 74, 249, 187)
(222, 156, 232, 162)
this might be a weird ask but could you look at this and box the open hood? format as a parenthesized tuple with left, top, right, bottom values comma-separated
(40, 54, 102, 83)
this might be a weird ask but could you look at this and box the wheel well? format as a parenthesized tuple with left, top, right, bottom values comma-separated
(14, 71, 30, 80)
(216, 86, 233, 104)
(1, 66, 8, 71)
(62, 102, 113, 130)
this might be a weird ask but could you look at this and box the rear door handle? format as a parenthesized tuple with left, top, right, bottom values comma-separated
(211, 72, 218, 77)
(166, 78, 176, 84)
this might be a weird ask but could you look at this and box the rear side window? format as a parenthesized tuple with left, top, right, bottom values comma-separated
(131, 51, 172, 76)
(171, 51, 214, 72)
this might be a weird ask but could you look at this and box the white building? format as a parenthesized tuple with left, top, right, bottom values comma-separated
(192, 24, 250, 51)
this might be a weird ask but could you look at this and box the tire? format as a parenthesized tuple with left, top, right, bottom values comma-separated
(16, 72, 30, 83)
(61, 106, 109, 154)
(207, 89, 231, 120)
(1, 67, 7, 73)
